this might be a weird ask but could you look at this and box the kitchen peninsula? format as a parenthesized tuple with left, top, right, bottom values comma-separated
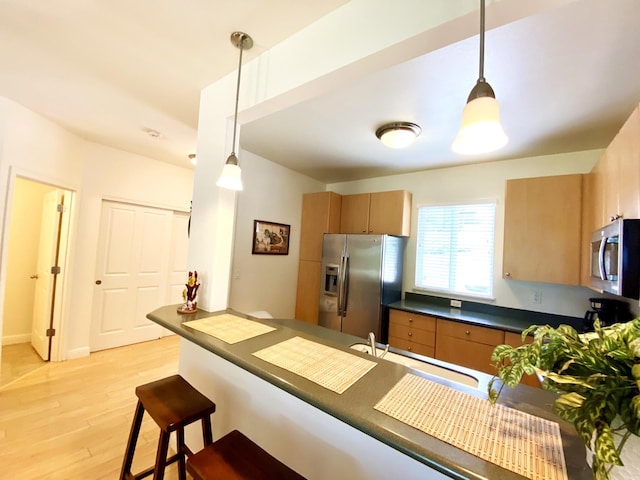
(147, 305, 591, 480)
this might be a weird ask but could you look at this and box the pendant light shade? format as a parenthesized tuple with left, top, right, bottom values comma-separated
(216, 153, 243, 190)
(376, 122, 421, 149)
(216, 32, 253, 191)
(452, 0, 507, 155)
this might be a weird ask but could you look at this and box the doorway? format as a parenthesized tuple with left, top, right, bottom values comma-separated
(1, 177, 73, 385)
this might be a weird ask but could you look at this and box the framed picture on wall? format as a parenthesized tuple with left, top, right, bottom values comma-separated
(252, 220, 290, 255)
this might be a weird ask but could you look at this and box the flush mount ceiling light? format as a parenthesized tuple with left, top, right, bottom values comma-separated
(216, 31, 253, 191)
(451, 0, 507, 155)
(375, 122, 421, 149)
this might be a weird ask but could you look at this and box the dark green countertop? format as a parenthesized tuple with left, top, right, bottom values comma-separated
(147, 305, 591, 480)
(389, 297, 584, 334)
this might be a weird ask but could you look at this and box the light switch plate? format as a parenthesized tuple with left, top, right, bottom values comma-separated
(450, 299, 462, 308)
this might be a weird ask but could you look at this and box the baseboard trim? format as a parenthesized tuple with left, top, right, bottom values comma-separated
(66, 346, 90, 360)
(2, 333, 31, 345)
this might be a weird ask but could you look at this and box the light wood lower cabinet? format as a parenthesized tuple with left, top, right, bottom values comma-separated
(435, 319, 504, 376)
(389, 310, 541, 385)
(388, 309, 435, 357)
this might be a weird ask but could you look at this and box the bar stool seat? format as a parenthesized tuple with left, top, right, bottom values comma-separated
(120, 374, 216, 480)
(186, 430, 306, 480)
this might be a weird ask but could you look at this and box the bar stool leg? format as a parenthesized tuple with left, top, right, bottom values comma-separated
(153, 430, 170, 480)
(120, 401, 145, 480)
(201, 416, 213, 447)
(176, 428, 187, 480)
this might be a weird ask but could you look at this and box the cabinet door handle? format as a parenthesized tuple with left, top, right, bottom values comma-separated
(408, 318, 413, 323)
(505, 272, 511, 277)
(465, 330, 470, 335)
(408, 332, 412, 337)
(407, 346, 412, 351)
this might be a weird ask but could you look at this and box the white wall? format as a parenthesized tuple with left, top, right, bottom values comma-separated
(0, 97, 194, 361)
(228, 151, 325, 318)
(65, 142, 194, 358)
(327, 150, 603, 317)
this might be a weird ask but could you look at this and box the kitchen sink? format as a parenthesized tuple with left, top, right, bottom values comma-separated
(350, 343, 479, 388)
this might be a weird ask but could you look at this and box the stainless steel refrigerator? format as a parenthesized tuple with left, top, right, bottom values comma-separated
(318, 234, 405, 341)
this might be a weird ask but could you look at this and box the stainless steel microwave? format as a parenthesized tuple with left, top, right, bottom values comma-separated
(590, 219, 640, 299)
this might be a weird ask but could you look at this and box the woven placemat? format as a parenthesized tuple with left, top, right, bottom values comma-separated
(375, 373, 567, 480)
(252, 336, 377, 394)
(182, 314, 276, 344)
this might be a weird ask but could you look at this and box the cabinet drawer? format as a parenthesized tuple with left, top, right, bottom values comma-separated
(389, 309, 436, 332)
(388, 337, 435, 358)
(437, 319, 504, 346)
(435, 335, 498, 375)
(388, 323, 435, 347)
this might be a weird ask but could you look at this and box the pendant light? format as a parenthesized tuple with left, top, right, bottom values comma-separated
(216, 31, 253, 191)
(452, 0, 507, 155)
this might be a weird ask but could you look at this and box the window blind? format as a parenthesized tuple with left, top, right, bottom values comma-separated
(415, 202, 496, 298)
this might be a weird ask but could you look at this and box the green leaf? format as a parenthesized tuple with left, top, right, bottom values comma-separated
(553, 392, 584, 423)
(490, 344, 513, 362)
(632, 364, 640, 388)
(629, 338, 640, 358)
(595, 425, 622, 467)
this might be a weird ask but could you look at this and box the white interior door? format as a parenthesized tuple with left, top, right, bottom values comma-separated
(91, 201, 174, 351)
(31, 190, 64, 360)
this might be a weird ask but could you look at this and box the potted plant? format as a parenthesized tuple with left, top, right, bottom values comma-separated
(488, 318, 640, 480)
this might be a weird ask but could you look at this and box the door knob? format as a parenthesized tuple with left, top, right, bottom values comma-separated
(30, 274, 39, 279)
(95, 280, 102, 285)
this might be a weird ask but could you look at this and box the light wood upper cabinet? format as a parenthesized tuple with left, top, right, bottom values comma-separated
(598, 105, 640, 225)
(340, 190, 412, 236)
(299, 192, 342, 262)
(339, 193, 370, 234)
(581, 105, 640, 286)
(503, 174, 583, 285)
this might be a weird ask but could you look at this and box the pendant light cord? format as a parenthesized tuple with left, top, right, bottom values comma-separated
(230, 35, 245, 156)
(478, 0, 485, 82)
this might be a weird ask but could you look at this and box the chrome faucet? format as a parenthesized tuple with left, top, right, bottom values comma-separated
(367, 332, 389, 359)
(367, 332, 377, 356)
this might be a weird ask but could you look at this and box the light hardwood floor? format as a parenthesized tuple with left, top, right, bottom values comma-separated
(0, 335, 192, 479)
(0, 342, 46, 388)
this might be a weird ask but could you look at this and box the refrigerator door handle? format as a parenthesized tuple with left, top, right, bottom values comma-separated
(336, 255, 343, 315)
(340, 253, 350, 316)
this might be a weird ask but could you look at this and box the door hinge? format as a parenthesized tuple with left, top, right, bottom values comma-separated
(51, 266, 61, 274)
(56, 203, 66, 213)
(46, 328, 56, 337)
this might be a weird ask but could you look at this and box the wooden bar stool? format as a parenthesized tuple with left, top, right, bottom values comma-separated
(119, 374, 216, 480)
(187, 430, 307, 480)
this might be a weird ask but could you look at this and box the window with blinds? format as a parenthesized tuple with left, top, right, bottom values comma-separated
(415, 202, 496, 298)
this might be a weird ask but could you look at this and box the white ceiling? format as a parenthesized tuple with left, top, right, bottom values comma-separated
(0, 0, 347, 168)
(1, 0, 639, 182)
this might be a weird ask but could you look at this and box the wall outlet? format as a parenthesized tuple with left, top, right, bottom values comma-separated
(533, 291, 542, 304)
(450, 299, 462, 308)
